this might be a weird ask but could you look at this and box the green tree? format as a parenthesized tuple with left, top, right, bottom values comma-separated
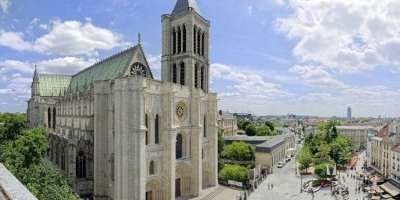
(256, 125, 273, 136)
(330, 135, 353, 166)
(238, 120, 250, 130)
(245, 124, 257, 136)
(314, 163, 333, 179)
(264, 121, 275, 132)
(219, 164, 249, 183)
(0, 113, 26, 144)
(298, 145, 313, 172)
(222, 142, 255, 161)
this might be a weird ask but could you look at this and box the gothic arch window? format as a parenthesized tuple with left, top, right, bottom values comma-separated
(177, 26, 182, 53)
(145, 114, 149, 145)
(204, 116, 207, 138)
(173, 28, 177, 54)
(180, 62, 185, 86)
(201, 33, 205, 56)
(194, 64, 199, 88)
(47, 107, 51, 128)
(111, 153, 115, 181)
(76, 151, 86, 178)
(193, 26, 197, 54)
(200, 66, 205, 90)
(172, 64, 177, 83)
(155, 115, 160, 144)
(149, 160, 155, 175)
(176, 134, 183, 159)
(53, 107, 56, 129)
(197, 29, 201, 55)
(183, 25, 187, 53)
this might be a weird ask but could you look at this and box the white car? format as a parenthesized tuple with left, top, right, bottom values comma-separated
(277, 162, 284, 168)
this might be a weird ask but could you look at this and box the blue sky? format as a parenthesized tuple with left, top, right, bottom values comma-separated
(1, 0, 400, 117)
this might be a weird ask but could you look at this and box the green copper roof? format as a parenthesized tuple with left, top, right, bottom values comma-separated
(68, 45, 145, 92)
(37, 74, 71, 96)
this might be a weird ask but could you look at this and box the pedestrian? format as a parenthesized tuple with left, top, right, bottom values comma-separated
(272, 183, 274, 189)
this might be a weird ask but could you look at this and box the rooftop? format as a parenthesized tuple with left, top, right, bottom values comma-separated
(172, 0, 200, 15)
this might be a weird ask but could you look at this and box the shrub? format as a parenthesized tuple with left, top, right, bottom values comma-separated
(219, 164, 249, 183)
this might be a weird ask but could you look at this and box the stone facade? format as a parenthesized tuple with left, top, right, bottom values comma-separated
(217, 111, 238, 136)
(336, 125, 376, 150)
(27, 1, 218, 199)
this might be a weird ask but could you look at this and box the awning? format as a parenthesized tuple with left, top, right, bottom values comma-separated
(380, 182, 400, 197)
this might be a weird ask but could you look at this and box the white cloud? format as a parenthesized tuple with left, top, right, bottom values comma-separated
(289, 65, 346, 89)
(0, 0, 10, 12)
(36, 57, 97, 74)
(0, 31, 33, 51)
(276, 0, 400, 73)
(0, 20, 125, 56)
(35, 20, 124, 56)
(211, 63, 291, 100)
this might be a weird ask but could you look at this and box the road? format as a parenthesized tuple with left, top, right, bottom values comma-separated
(249, 152, 369, 200)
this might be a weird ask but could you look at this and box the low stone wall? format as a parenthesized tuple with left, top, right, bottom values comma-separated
(0, 163, 38, 200)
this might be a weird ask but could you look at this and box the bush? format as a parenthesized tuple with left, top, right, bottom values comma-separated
(245, 124, 257, 136)
(314, 163, 334, 179)
(219, 164, 249, 183)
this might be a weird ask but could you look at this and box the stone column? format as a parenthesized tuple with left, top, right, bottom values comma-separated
(191, 127, 202, 196)
(164, 129, 177, 199)
(207, 93, 218, 187)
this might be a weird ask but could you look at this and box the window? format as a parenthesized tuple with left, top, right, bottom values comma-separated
(180, 62, 185, 85)
(149, 160, 155, 175)
(172, 64, 177, 83)
(183, 25, 186, 53)
(204, 116, 207, 137)
(173, 29, 176, 54)
(197, 30, 201, 54)
(48, 107, 51, 128)
(61, 147, 65, 170)
(76, 151, 86, 178)
(111, 153, 115, 181)
(145, 114, 149, 145)
(176, 134, 183, 159)
(177, 26, 181, 53)
(194, 64, 199, 88)
(201, 33, 205, 56)
(53, 107, 56, 129)
(200, 66, 205, 90)
(193, 27, 197, 53)
(155, 115, 160, 144)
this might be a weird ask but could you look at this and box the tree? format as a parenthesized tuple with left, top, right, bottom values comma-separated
(264, 121, 275, 132)
(219, 164, 249, 183)
(238, 120, 250, 130)
(222, 142, 254, 162)
(298, 146, 313, 172)
(330, 135, 353, 166)
(314, 163, 333, 179)
(256, 125, 273, 136)
(245, 124, 257, 136)
(0, 113, 26, 144)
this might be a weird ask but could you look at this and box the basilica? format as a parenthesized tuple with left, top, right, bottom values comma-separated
(26, 0, 218, 199)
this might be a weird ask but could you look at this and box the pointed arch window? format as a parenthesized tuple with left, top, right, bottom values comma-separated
(173, 28, 177, 54)
(172, 64, 177, 83)
(155, 115, 160, 144)
(183, 25, 187, 53)
(177, 26, 182, 53)
(197, 30, 201, 55)
(76, 151, 86, 178)
(194, 64, 199, 88)
(180, 62, 185, 86)
(53, 107, 56, 129)
(47, 107, 51, 128)
(149, 160, 155, 175)
(145, 114, 149, 145)
(201, 33, 205, 56)
(204, 116, 207, 138)
(61, 147, 65, 170)
(176, 134, 183, 159)
(193, 26, 197, 54)
(200, 66, 205, 90)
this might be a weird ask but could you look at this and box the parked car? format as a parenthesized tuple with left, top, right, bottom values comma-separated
(277, 162, 284, 168)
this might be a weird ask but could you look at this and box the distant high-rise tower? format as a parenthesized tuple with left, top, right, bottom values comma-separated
(347, 106, 352, 120)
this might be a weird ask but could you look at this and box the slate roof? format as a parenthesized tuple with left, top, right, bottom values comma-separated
(68, 44, 153, 93)
(37, 74, 71, 96)
(172, 0, 200, 14)
(255, 135, 286, 153)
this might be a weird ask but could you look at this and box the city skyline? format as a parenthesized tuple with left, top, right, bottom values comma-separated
(1, 0, 400, 117)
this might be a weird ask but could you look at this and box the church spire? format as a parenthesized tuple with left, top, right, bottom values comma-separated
(172, 0, 200, 14)
(137, 32, 141, 45)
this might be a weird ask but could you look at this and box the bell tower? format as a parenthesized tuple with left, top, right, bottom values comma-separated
(161, 0, 210, 92)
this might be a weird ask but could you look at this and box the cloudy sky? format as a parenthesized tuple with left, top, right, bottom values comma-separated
(1, 0, 400, 117)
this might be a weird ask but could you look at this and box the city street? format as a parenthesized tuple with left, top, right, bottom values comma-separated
(249, 152, 369, 200)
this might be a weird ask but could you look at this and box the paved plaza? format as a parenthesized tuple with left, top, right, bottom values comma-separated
(249, 152, 369, 200)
